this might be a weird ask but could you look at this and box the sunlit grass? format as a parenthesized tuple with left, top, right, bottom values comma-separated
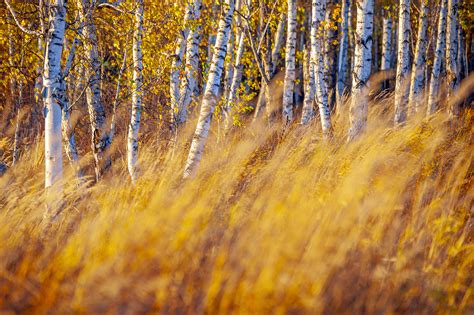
(0, 94, 473, 313)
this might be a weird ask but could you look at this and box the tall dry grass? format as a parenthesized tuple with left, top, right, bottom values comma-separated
(0, 92, 473, 314)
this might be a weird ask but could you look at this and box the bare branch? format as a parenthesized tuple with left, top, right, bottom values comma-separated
(4, 0, 41, 36)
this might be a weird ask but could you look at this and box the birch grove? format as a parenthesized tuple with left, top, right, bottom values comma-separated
(2, 0, 471, 190)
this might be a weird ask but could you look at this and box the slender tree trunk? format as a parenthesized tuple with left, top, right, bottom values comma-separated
(170, 1, 193, 127)
(282, 0, 297, 124)
(224, 0, 245, 131)
(391, 20, 398, 69)
(253, 12, 285, 121)
(183, 0, 235, 178)
(271, 13, 286, 75)
(206, 0, 220, 65)
(44, 0, 67, 189)
(347, 0, 374, 141)
(127, 0, 144, 183)
(8, 26, 20, 166)
(109, 49, 128, 143)
(78, 0, 111, 181)
(177, 0, 203, 126)
(223, 24, 236, 102)
(336, 0, 350, 107)
(59, 32, 82, 176)
(312, 0, 332, 134)
(301, 46, 315, 124)
(34, 37, 44, 134)
(408, 0, 429, 115)
(12, 82, 22, 166)
(380, 11, 392, 91)
(394, 0, 411, 125)
(446, 0, 460, 117)
(427, 0, 448, 115)
(324, 1, 338, 111)
(59, 78, 81, 175)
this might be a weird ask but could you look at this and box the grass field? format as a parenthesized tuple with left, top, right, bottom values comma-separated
(0, 94, 473, 314)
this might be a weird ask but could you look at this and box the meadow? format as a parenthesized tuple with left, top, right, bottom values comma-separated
(1, 92, 472, 314)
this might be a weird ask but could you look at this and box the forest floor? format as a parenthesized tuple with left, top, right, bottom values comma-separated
(0, 94, 473, 314)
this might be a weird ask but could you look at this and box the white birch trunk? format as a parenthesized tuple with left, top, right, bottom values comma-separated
(336, 0, 350, 107)
(170, 2, 193, 127)
(224, 0, 245, 131)
(177, 0, 203, 125)
(271, 13, 286, 75)
(446, 0, 460, 117)
(407, 0, 429, 115)
(312, 0, 332, 134)
(224, 29, 236, 102)
(394, 0, 411, 125)
(109, 49, 127, 143)
(60, 34, 81, 174)
(12, 82, 22, 166)
(427, 0, 448, 115)
(282, 0, 297, 124)
(301, 46, 315, 124)
(44, 0, 67, 189)
(381, 12, 392, 92)
(183, 0, 234, 178)
(60, 81, 80, 175)
(223, 31, 245, 131)
(323, 4, 338, 111)
(347, 0, 374, 141)
(127, 0, 144, 183)
(78, 0, 111, 181)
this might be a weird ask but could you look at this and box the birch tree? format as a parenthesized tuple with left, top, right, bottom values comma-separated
(324, 2, 338, 110)
(176, 0, 202, 126)
(446, 0, 460, 117)
(427, 0, 448, 115)
(127, 0, 144, 183)
(380, 9, 392, 90)
(43, 0, 67, 189)
(348, 0, 374, 141)
(408, 0, 429, 115)
(282, 0, 297, 124)
(173, 0, 202, 126)
(336, 0, 350, 107)
(78, 0, 111, 181)
(223, 0, 245, 131)
(313, 0, 332, 133)
(394, 0, 411, 125)
(183, 0, 235, 178)
(301, 46, 315, 124)
(59, 58, 80, 175)
(271, 13, 286, 76)
(253, 12, 285, 120)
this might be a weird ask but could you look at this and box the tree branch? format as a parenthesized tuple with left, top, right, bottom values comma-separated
(4, 0, 41, 36)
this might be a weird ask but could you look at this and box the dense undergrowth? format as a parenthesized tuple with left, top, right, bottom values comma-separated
(0, 94, 473, 314)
